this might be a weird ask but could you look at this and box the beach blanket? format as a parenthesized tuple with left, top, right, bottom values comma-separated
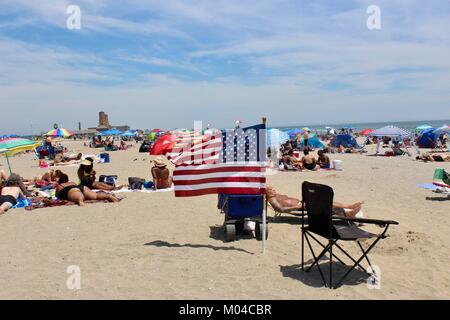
(24, 197, 124, 211)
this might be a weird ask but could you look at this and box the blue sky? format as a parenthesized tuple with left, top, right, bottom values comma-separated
(1, 0, 450, 134)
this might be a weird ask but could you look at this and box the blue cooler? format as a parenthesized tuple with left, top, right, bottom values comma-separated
(100, 153, 110, 163)
(223, 194, 264, 219)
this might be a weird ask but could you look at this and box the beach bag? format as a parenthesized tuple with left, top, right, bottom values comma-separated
(99, 175, 118, 186)
(100, 153, 110, 163)
(128, 177, 145, 190)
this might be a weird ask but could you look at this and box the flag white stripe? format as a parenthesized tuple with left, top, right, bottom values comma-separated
(173, 171, 264, 181)
(174, 162, 264, 171)
(174, 182, 265, 191)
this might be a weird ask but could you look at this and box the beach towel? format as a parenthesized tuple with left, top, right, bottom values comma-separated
(24, 197, 124, 211)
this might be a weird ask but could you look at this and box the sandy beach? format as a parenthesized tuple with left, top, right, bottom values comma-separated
(0, 140, 449, 300)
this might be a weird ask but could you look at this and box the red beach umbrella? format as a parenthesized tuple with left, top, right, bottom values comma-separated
(360, 128, 374, 136)
(150, 133, 176, 155)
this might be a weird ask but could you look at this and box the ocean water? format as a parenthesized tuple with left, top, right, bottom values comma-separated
(274, 119, 450, 133)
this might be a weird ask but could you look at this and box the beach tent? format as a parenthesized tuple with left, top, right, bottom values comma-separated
(331, 134, 360, 148)
(266, 128, 289, 147)
(368, 125, 411, 138)
(368, 126, 417, 155)
(417, 128, 439, 148)
(300, 134, 324, 149)
(100, 129, 123, 136)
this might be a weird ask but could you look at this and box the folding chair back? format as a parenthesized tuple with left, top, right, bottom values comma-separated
(302, 181, 334, 239)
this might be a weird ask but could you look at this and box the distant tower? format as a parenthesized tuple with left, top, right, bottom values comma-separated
(99, 111, 111, 128)
(78, 122, 81, 130)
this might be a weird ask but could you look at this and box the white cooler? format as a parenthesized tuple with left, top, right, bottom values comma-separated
(332, 159, 343, 170)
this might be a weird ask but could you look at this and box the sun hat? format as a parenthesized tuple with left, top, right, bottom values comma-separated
(81, 159, 93, 166)
(153, 156, 166, 167)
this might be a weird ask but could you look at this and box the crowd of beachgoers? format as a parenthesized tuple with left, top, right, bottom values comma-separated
(1, 125, 448, 217)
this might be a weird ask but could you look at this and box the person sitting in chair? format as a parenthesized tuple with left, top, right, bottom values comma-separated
(266, 185, 364, 217)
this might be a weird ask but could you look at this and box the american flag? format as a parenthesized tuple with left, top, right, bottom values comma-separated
(169, 124, 267, 197)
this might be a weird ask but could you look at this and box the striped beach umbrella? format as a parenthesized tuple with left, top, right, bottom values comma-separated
(0, 138, 40, 173)
(46, 128, 73, 138)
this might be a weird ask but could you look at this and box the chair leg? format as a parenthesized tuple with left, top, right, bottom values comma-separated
(334, 242, 368, 273)
(304, 233, 327, 287)
(357, 241, 374, 272)
(334, 237, 382, 288)
(308, 234, 348, 268)
(301, 228, 305, 272)
(329, 240, 333, 289)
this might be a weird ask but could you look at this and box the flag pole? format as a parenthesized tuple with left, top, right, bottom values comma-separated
(262, 117, 267, 254)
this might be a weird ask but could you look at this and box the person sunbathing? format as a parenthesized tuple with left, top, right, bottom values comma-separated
(416, 153, 450, 162)
(0, 175, 27, 215)
(300, 149, 319, 171)
(151, 156, 173, 189)
(56, 173, 118, 206)
(266, 185, 364, 217)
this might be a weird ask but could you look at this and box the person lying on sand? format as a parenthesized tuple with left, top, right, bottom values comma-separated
(0, 175, 27, 215)
(266, 185, 364, 217)
(56, 173, 118, 206)
(49, 151, 83, 166)
(416, 153, 450, 162)
(151, 157, 173, 190)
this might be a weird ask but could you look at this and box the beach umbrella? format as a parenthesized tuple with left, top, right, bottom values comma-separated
(0, 138, 40, 174)
(433, 125, 450, 135)
(302, 127, 311, 132)
(360, 128, 374, 136)
(267, 129, 289, 147)
(416, 124, 432, 131)
(286, 128, 304, 139)
(46, 128, 73, 138)
(150, 133, 176, 155)
(120, 131, 135, 137)
(368, 125, 411, 138)
(100, 129, 123, 136)
(151, 128, 163, 133)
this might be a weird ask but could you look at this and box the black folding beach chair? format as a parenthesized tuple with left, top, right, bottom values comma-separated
(301, 181, 399, 289)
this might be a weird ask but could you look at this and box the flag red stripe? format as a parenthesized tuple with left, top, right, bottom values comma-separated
(174, 187, 266, 197)
(174, 177, 265, 186)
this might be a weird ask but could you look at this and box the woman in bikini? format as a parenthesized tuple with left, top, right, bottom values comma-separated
(56, 173, 118, 206)
(151, 156, 173, 190)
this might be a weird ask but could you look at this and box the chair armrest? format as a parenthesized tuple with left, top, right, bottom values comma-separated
(333, 216, 399, 226)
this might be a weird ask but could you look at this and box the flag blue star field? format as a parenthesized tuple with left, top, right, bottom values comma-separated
(168, 124, 267, 197)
